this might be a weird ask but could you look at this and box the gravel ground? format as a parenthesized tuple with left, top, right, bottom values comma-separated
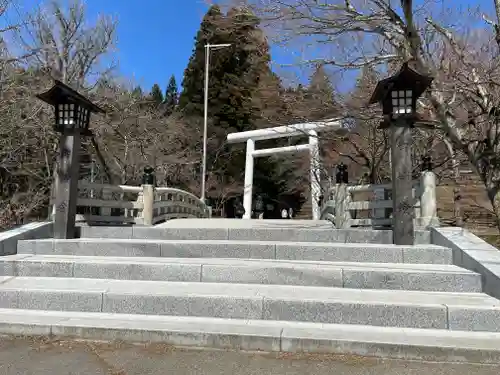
(0, 336, 499, 375)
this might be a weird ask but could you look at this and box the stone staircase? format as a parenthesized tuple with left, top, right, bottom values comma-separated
(294, 201, 312, 219)
(0, 219, 500, 362)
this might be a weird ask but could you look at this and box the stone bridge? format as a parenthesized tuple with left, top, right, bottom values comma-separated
(70, 181, 211, 226)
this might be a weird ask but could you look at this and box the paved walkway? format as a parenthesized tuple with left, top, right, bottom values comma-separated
(0, 337, 498, 375)
(156, 218, 333, 229)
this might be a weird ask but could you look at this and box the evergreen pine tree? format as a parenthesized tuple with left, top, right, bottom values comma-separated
(179, 5, 278, 196)
(178, 5, 224, 114)
(131, 86, 143, 98)
(177, 6, 304, 210)
(306, 64, 338, 120)
(179, 5, 271, 132)
(150, 83, 163, 104)
(164, 74, 178, 116)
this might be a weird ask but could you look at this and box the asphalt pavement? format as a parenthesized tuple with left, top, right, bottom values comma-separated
(0, 336, 499, 375)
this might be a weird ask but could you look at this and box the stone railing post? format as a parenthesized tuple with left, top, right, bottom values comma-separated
(372, 186, 386, 224)
(418, 156, 439, 228)
(101, 188, 112, 217)
(142, 166, 155, 226)
(334, 163, 351, 228)
(334, 184, 351, 228)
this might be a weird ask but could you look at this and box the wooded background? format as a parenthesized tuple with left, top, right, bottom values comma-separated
(1, 0, 500, 241)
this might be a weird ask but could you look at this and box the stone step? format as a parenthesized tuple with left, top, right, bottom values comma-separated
(0, 276, 497, 331)
(0, 255, 481, 292)
(78, 224, 394, 244)
(17, 239, 452, 264)
(1, 309, 500, 363)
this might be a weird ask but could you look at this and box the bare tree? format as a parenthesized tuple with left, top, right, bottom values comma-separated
(0, 0, 118, 228)
(90, 80, 201, 187)
(21, 0, 116, 89)
(0, 67, 57, 226)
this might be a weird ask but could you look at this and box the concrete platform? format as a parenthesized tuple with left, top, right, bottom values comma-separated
(156, 219, 335, 229)
(0, 309, 500, 364)
(0, 255, 482, 292)
(17, 239, 453, 264)
(0, 276, 498, 331)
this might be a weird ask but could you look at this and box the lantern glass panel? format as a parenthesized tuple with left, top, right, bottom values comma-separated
(81, 108, 89, 129)
(391, 89, 413, 115)
(57, 103, 75, 128)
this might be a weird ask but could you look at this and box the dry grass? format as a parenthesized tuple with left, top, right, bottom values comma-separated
(436, 177, 500, 246)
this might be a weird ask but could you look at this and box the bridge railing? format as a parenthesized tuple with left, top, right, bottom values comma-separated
(51, 182, 210, 225)
(75, 182, 143, 224)
(151, 187, 211, 224)
(320, 170, 438, 229)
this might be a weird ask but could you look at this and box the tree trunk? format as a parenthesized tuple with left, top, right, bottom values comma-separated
(486, 186, 500, 233)
(444, 139, 463, 226)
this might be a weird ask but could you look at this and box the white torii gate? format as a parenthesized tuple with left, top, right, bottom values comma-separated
(226, 118, 345, 220)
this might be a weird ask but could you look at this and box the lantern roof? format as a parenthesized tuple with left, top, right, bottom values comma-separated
(369, 62, 433, 105)
(36, 80, 105, 114)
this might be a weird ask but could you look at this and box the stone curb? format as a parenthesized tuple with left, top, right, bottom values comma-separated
(0, 277, 498, 331)
(0, 222, 53, 256)
(431, 227, 500, 300)
(0, 311, 499, 363)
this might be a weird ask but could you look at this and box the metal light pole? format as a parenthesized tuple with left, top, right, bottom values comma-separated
(201, 43, 231, 202)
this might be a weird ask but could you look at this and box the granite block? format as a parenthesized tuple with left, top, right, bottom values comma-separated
(342, 269, 482, 292)
(481, 263, 500, 298)
(462, 250, 500, 265)
(432, 227, 498, 265)
(460, 252, 492, 277)
(0, 259, 73, 278)
(0, 290, 103, 312)
(448, 306, 500, 332)
(262, 298, 447, 328)
(0, 237, 19, 256)
(102, 293, 263, 319)
(79, 226, 133, 239)
(0, 222, 53, 255)
(53, 240, 161, 257)
(227, 228, 341, 243)
(160, 242, 275, 259)
(432, 227, 500, 299)
(402, 246, 453, 264)
(0, 289, 17, 307)
(275, 244, 403, 263)
(29, 225, 54, 239)
(343, 229, 393, 244)
(201, 264, 343, 287)
(17, 240, 54, 255)
(73, 262, 201, 282)
(133, 227, 229, 240)
(414, 230, 431, 244)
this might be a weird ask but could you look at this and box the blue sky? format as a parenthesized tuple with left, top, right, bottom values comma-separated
(6, 0, 211, 91)
(3, 0, 496, 95)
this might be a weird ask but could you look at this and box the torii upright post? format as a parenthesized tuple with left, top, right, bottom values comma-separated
(243, 139, 255, 219)
(309, 130, 321, 220)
